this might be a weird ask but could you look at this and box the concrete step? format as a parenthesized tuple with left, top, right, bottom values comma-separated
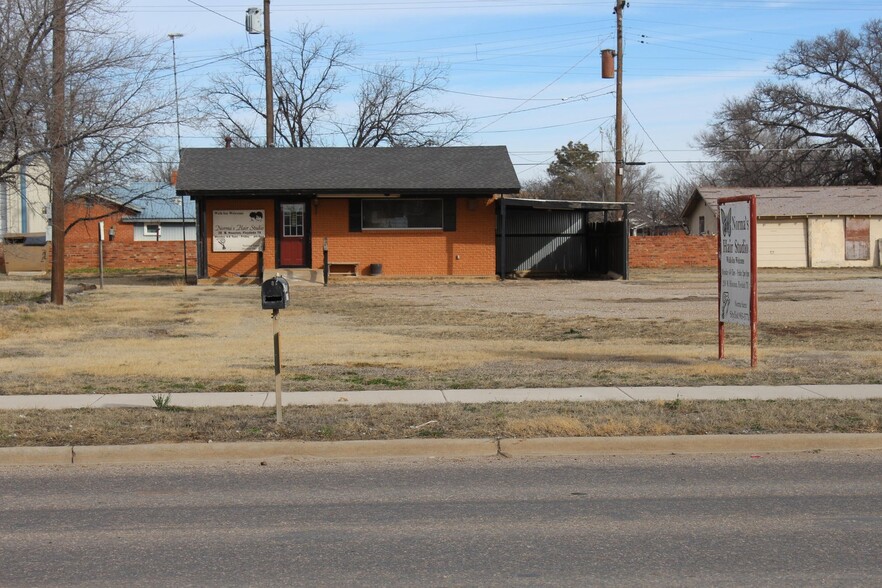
(263, 268, 323, 286)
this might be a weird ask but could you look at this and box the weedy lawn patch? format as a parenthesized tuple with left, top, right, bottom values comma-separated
(0, 269, 879, 394)
(1, 399, 880, 446)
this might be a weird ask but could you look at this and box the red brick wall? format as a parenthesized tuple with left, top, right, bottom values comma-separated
(310, 197, 497, 276)
(61, 198, 195, 271)
(64, 241, 196, 270)
(629, 235, 718, 268)
(65, 199, 134, 244)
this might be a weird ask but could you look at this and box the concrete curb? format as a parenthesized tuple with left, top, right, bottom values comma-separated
(3, 434, 882, 466)
(0, 446, 73, 465)
(0, 438, 497, 466)
(499, 433, 882, 456)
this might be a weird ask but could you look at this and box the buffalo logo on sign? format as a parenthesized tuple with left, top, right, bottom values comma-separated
(721, 207, 734, 238)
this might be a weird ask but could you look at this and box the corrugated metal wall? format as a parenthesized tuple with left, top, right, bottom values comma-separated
(497, 207, 627, 277)
(497, 209, 588, 275)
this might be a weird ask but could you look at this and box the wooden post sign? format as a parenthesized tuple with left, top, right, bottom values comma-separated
(717, 195, 758, 367)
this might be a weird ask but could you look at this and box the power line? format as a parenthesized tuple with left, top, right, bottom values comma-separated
(622, 97, 690, 184)
(474, 34, 612, 133)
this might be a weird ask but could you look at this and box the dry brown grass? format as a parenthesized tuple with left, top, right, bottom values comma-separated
(1, 398, 880, 446)
(0, 269, 879, 395)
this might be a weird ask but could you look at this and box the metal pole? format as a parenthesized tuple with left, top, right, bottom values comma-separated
(622, 204, 629, 280)
(499, 198, 507, 280)
(718, 210, 725, 360)
(169, 33, 189, 285)
(273, 308, 282, 423)
(98, 232, 104, 289)
(264, 0, 274, 148)
(749, 195, 758, 368)
(614, 1, 625, 205)
(323, 237, 329, 286)
(49, 0, 66, 306)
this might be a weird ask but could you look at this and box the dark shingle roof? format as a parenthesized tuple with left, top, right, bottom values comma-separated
(176, 146, 521, 195)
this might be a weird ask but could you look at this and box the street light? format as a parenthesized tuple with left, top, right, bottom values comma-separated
(168, 32, 189, 284)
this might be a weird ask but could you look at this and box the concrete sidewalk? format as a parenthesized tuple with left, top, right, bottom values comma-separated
(1, 384, 880, 411)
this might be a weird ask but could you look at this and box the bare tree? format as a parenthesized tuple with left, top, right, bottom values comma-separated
(201, 24, 355, 148)
(698, 19, 882, 186)
(697, 96, 864, 186)
(658, 178, 695, 232)
(347, 61, 468, 147)
(2, 0, 175, 303)
(1, 0, 62, 182)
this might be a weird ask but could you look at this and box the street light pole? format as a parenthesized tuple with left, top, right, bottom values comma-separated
(168, 32, 189, 284)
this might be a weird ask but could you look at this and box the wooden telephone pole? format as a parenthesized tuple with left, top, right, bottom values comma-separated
(264, 0, 274, 148)
(50, 0, 67, 305)
(614, 1, 626, 204)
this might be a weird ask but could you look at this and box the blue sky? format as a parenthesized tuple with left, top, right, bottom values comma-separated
(124, 0, 882, 186)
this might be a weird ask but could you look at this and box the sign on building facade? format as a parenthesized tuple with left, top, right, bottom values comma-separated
(212, 210, 265, 252)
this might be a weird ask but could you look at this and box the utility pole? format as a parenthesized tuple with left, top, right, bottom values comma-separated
(264, 0, 274, 148)
(50, 0, 66, 306)
(168, 32, 189, 285)
(614, 0, 626, 204)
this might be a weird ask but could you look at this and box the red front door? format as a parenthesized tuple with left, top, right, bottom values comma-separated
(279, 202, 307, 266)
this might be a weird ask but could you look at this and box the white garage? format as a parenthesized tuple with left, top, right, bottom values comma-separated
(683, 186, 882, 268)
(756, 219, 807, 268)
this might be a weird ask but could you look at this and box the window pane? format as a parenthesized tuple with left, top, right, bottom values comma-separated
(282, 204, 304, 237)
(362, 199, 443, 230)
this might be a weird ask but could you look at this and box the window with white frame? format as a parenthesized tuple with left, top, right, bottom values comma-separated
(144, 223, 161, 237)
(362, 199, 443, 230)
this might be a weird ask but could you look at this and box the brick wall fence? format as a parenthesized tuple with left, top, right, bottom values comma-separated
(7, 234, 716, 273)
(62, 241, 197, 271)
(629, 234, 717, 268)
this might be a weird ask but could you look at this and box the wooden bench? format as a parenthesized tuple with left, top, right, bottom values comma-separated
(326, 262, 360, 276)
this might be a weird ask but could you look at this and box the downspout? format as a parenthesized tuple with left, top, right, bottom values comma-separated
(19, 158, 28, 233)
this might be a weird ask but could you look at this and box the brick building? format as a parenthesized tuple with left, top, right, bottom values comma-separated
(176, 147, 521, 282)
(62, 183, 195, 272)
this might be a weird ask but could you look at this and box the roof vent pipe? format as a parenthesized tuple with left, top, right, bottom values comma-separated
(224, 136, 232, 148)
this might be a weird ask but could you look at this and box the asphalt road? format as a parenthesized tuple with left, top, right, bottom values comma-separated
(2, 452, 881, 587)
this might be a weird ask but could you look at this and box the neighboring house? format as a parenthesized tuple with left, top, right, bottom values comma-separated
(682, 186, 882, 268)
(176, 147, 521, 281)
(0, 157, 51, 237)
(62, 182, 196, 271)
(64, 183, 195, 244)
(112, 182, 197, 243)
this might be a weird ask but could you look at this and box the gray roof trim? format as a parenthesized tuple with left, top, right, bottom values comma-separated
(176, 146, 521, 195)
(689, 185, 882, 218)
(500, 196, 630, 211)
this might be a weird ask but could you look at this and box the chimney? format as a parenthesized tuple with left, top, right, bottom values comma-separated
(224, 136, 233, 148)
(170, 169, 178, 185)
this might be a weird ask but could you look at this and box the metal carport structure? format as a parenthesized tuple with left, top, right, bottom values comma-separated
(496, 197, 630, 279)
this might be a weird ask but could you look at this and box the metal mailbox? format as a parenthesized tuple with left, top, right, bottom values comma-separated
(261, 276, 289, 310)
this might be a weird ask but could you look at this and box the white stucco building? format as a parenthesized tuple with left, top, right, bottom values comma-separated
(1, 157, 51, 237)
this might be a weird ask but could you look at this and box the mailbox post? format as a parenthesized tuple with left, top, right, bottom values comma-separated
(261, 276, 289, 423)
